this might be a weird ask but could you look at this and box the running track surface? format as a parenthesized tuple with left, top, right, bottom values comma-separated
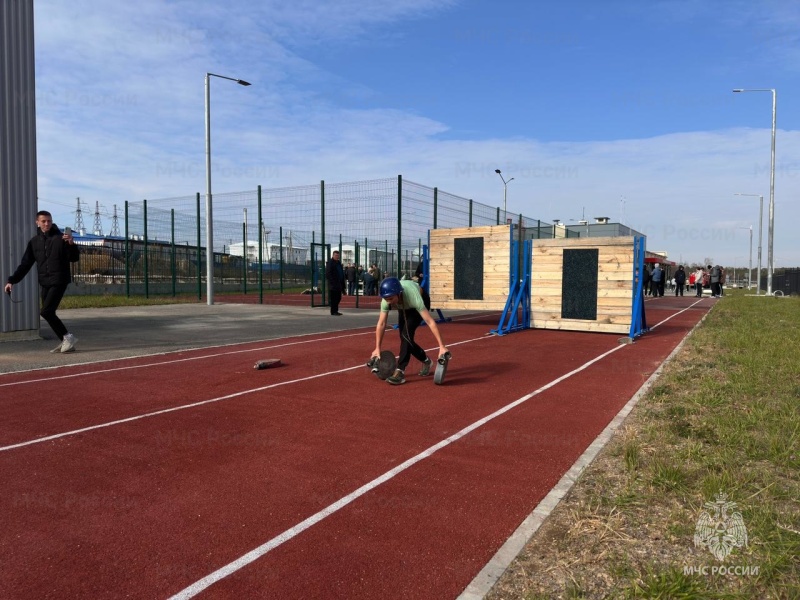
(0, 296, 713, 599)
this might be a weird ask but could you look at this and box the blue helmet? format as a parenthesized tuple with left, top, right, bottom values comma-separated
(379, 277, 403, 299)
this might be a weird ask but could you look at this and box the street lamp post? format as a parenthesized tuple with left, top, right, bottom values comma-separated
(738, 226, 753, 289)
(734, 193, 763, 294)
(494, 169, 514, 224)
(205, 72, 251, 305)
(733, 88, 776, 294)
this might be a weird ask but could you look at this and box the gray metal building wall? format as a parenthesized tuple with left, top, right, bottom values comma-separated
(1, 0, 39, 340)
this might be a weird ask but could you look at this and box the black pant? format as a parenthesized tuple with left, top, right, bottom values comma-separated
(397, 309, 427, 371)
(40, 284, 69, 339)
(329, 289, 341, 314)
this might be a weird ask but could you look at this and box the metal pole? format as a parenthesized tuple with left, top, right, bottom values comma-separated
(757, 195, 763, 294)
(749, 226, 753, 290)
(495, 169, 513, 224)
(767, 89, 776, 295)
(205, 73, 213, 305)
(735, 193, 764, 294)
(733, 88, 776, 295)
(503, 183, 507, 223)
(204, 72, 251, 305)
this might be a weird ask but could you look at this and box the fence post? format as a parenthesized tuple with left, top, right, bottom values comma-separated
(258, 185, 263, 303)
(433, 187, 438, 230)
(320, 180, 326, 302)
(125, 200, 130, 297)
(355, 239, 360, 307)
(397, 174, 402, 280)
(469, 198, 473, 227)
(171, 209, 176, 296)
(196, 192, 201, 300)
(242, 219, 247, 295)
(143, 199, 149, 299)
(279, 226, 284, 293)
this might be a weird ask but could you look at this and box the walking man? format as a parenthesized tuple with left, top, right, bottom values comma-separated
(5, 211, 80, 352)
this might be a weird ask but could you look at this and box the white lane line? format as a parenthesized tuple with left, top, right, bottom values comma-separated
(0, 312, 496, 387)
(169, 305, 703, 599)
(168, 341, 630, 600)
(648, 298, 707, 330)
(0, 330, 376, 388)
(458, 300, 711, 598)
(0, 334, 490, 453)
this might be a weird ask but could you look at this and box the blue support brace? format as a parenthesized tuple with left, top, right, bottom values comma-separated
(629, 235, 649, 339)
(491, 238, 531, 336)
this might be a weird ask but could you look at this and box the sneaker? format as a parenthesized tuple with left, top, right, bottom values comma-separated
(51, 341, 63, 353)
(60, 333, 77, 353)
(386, 368, 405, 385)
(418, 357, 433, 377)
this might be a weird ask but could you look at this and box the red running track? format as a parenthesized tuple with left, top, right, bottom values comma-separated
(0, 296, 714, 599)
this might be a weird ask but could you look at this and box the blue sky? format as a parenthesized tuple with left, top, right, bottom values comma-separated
(34, 0, 800, 268)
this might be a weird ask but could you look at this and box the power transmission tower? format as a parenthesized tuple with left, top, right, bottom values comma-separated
(73, 197, 86, 233)
(110, 204, 121, 237)
(92, 201, 104, 236)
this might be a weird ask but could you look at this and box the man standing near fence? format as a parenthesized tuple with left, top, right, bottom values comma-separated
(325, 250, 344, 315)
(4, 210, 80, 352)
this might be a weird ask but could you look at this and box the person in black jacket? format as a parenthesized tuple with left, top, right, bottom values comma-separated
(325, 250, 345, 315)
(5, 211, 80, 353)
(674, 265, 686, 296)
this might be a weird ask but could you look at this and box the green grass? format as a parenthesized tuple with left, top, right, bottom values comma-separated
(60, 293, 200, 309)
(621, 291, 800, 597)
(60, 287, 309, 309)
(488, 290, 800, 599)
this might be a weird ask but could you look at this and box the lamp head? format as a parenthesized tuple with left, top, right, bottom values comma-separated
(495, 169, 501, 174)
(237, 80, 252, 86)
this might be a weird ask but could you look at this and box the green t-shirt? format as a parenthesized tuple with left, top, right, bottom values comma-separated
(380, 279, 426, 312)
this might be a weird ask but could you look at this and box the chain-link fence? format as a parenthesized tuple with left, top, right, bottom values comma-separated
(69, 175, 577, 300)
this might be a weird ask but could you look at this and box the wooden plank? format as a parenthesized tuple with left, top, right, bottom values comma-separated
(529, 236, 636, 334)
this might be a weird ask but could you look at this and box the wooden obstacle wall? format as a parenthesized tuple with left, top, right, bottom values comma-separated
(532, 236, 635, 334)
(429, 225, 510, 311)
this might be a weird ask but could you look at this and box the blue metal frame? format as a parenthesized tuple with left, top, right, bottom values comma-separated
(629, 235, 649, 339)
(491, 237, 531, 336)
(421, 242, 451, 324)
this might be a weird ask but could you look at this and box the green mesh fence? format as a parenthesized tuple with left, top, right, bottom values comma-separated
(70, 175, 566, 299)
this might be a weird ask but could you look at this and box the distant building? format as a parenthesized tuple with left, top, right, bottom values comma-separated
(228, 241, 308, 264)
(564, 217, 644, 239)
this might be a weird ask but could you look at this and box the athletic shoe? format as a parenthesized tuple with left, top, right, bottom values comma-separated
(386, 368, 405, 385)
(60, 333, 77, 353)
(51, 341, 63, 353)
(418, 357, 433, 377)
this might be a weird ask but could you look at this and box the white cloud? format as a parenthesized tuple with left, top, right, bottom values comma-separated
(32, 0, 800, 267)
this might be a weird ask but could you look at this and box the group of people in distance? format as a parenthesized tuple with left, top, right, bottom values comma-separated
(688, 265, 726, 298)
(643, 263, 725, 298)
